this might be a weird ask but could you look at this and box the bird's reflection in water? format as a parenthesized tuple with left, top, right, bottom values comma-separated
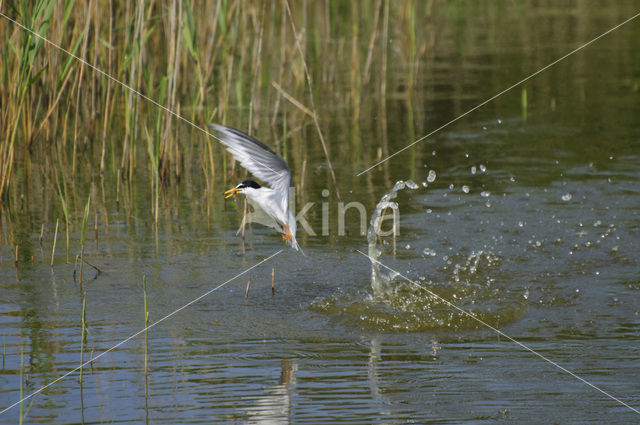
(243, 359, 297, 424)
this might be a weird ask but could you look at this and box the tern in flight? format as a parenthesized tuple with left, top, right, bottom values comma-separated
(210, 124, 303, 253)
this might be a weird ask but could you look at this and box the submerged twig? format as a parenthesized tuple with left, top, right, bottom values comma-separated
(82, 259, 103, 276)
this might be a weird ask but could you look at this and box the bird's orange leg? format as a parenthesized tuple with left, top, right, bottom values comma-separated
(285, 224, 292, 242)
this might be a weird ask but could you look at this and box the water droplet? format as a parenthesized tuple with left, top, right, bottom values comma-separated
(423, 248, 437, 257)
(427, 170, 437, 183)
(422, 182, 428, 188)
(593, 220, 601, 227)
(497, 119, 502, 124)
(561, 193, 572, 201)
(481, 191, 490, 197)
(449, 184, 454, 190)
(479, 164, 487, 173)
(462, 185, 470, 194)
(471, 166, 477, 175)
(518, 221, 525, 228)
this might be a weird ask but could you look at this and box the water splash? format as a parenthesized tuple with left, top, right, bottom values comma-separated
(312, 178, 527, 333)
(367, 180, 419, 296)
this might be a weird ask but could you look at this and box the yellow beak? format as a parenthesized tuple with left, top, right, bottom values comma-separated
(224, 187, 240, 199)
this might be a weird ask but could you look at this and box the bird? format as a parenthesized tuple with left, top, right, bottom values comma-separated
(209, 124, 303, 253)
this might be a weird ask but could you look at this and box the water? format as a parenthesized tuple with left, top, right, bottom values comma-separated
(2, 3, 640, 424)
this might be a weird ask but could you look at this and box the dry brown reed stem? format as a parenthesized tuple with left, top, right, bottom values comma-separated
(143, 274, 149, 377)
(160, 0, 183, 182)
(121, 0, 145, 178)
(72, 0, 94, 177)
(31, 67, 75, 143)
(299, 158, 307, 195)
(380, 0, 389, 100)
(350, 0, 361, 121)
(379, 0, 391, 185)
(51, 218, 59, 266)
(284, 0, 342, 202)
(245, 279, 251, 299)
(248, 2, 266, 136)
(271, 0, 288, 127)
(362, 0, 383, 88)
(271, 82, 314, 118)
(240, 198, 248, 254)
(100, 0, 114, 175)
(241, 198, 248, 241)
(73, 254, 80, 282)
(271, 268, 275, 296)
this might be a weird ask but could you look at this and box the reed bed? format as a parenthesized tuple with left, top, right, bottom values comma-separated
(0, 0, 432, 233)
(0, 0, 634, 242)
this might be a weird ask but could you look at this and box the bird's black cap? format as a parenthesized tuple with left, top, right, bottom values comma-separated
(238, 180, 261, 189)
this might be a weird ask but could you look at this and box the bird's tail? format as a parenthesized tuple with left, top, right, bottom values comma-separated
(291, 238, 306, 257)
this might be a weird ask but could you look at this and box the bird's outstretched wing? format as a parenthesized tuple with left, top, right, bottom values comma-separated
(209, 124, 291, 198)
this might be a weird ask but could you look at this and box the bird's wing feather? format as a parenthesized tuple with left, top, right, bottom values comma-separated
(209, 125, 291, 202)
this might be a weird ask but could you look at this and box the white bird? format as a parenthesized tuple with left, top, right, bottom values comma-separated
(210, 124, 303, 253)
